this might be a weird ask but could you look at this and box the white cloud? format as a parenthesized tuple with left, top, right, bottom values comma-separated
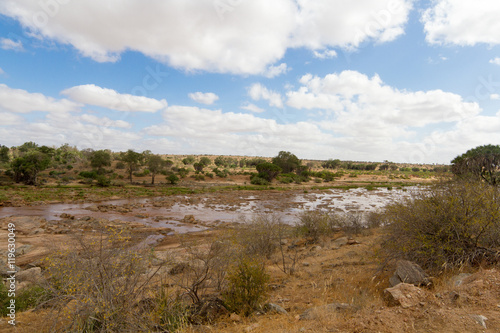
(263, 63, 289, 78)
(0, 0, 412, 74)
(0, 38, 23, 51)
(286, 70, 480, 139)
(61, 84, 167, 112)
(145, 105, 332, 157)
(423, 1, 500, 45)
(248, 83, 283, 108)
(241, 102, 265, 113)
(80, 114, 132, 128)
(490, 57, 500, 65)
(0, 112, 24, 125)
(188, 92, 219, 105)
(0, 84, 81, 113)
(313, 49, 337, 59)
(490, 94, 500, 100)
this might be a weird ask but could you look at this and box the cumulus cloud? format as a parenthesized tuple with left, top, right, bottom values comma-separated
(423, 1, 500, 45)
(0, 38, 23, 51)
(286, 70, 480, 142)
(490, 57, 500, 65)
(263, 63, 290, 78)
(313, 49, 337, 59)
(0, 0, 412, 74)
(0, 84, 81, 113)
(145, 105, 332, 157)
(80, 114, 132, 128)
(241, 102, 265, 113)
(248, 83, 283, 108)
(188, 92, 219, 105)
(61, 84, 167, 112)
(491, 94, 500, 100)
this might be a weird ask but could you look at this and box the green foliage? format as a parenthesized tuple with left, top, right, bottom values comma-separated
(79, 170, 98, 180)
(382, 180, 500, 271)
(223, 258, 269, 316)
(182, 156, 195, 165)
(212, 167, 228, 178)
(250, 174, 270, 185)
(322, 158, 341, 169)
(177, 167, 189, 178)
(120, 149, 143, 183)
(96, 175, 111, 187)
(11, 150, 52, 185)
(199, 156, 211, 167)
(167, 174, 180, 184)
(0, 145, 9, 163)
(147, 154, 167, 184)
(272, 151, 301, 174)
(256, 162, 281, 182)
(193, 162, 205, 172)
(451, 144, 500, 185)
(90, 150, 111, 171)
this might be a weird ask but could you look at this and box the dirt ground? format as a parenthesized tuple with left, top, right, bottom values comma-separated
(1, 180, 498, 333)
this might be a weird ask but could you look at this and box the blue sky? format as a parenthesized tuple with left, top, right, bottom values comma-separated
(1, 0, 500, 164)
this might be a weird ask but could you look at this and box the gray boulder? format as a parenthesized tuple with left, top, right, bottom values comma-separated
(389, 260, 431, 287)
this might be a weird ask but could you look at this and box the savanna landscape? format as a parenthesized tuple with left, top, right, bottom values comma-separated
(1, 143, 500, 332)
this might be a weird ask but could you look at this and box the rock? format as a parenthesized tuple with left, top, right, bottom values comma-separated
(469, 314, 487, 328)
(389, 260, 431, 287)
(450, 273, 472, 287)
(347, 238, 360, 245)
(299, 303, 351, 320)
(0, 259, 20, 277)
(60, 213, 74, 219)
(332, 237, 348, 248)
(263, 303, 287, 315)
(183, 215, 196, 223)
(8, 216, 44, 235)
(383, 283, 425, 308)
(15, 244, 33, 256)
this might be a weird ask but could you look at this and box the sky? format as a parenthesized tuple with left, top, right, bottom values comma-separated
(0, 0, 500, 164)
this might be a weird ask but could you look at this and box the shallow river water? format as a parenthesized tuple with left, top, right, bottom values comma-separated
(0, 186, 420, 233)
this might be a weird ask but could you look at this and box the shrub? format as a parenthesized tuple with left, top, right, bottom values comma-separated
(250, 174, 270, 185)
(382, 180, 500, 272)
(167, 174, 180, 184)
(235, 215, 281, 259)
(223, 258, 269, 316)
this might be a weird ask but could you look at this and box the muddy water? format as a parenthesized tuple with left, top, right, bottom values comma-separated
(0, 186, 419, 232)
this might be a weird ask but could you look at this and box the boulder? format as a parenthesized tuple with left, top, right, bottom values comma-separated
(384, 283, 425, 308)
(16, 267, 42, 283)
(389, 260, 431, 287)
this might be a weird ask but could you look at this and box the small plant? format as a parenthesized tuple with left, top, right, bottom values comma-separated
(223, 258, 269, 316)
(167, 174, 180, 184)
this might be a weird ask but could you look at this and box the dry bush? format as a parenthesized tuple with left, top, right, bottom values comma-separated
(173, 237, 236, 304)
(39, 225, 173, 332)
(381, 180, 500, 272)
(235, 214, 284, 259)
(296, 211, 365, 242)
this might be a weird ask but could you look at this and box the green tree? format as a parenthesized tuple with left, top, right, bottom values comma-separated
(199, 156, 211, 167)
(182, 156, 195, 165)
(256, 162, 281, 182)
(0, 145, 9, 163)
(272, 151, 301, 174)
(322, 159, 341, 169)
(451, 144, 500, 185)
(120, 150, 143, 183)
(90, 150, 111, 173)
(147, 154, 166, 185)
(11, 151, 51, 185)
(193, 162, 204, 172)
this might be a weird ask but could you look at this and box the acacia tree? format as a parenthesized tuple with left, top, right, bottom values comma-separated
(147, 154, 166, 185)
(11, 151, 51, 185)
(256, 162, 281, 181)
(120, 150, 143, 183)
(90, 150, 111, 173)
(0, 145, 9, 164)
(272, 151, 301, 174)
(451, 144, 500, 185)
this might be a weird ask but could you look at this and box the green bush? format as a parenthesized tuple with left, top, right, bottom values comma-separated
(223, 258, 269, 316)
(382, 180, 500, 272)
(167, 174, 180, 184)
(250, 174, 270, 185)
